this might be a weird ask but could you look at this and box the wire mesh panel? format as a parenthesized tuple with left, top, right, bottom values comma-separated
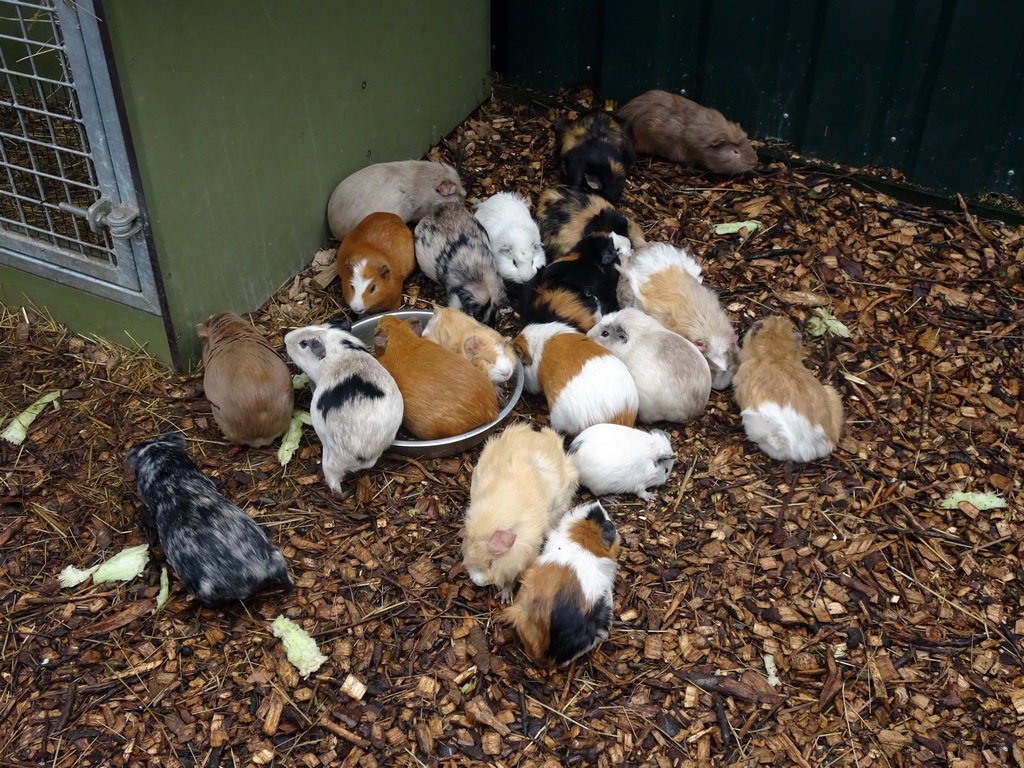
(0, 0, 161, 314)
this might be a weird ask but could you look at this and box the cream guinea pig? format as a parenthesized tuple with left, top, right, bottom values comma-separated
(421, 306, 516, 386)
(336, 212, 416, 315)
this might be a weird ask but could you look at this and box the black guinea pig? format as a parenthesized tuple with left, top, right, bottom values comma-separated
(126, 433, 293, 607)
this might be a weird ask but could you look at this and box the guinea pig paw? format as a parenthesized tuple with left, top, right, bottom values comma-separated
(637, 489, 656, 502)
(497, 588, 514, 605)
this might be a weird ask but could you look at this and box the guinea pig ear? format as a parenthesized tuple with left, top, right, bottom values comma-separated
(327, 315, 352, 333)
(378, 263, 391, 278)
(436, 181, 458, 196)
(693, 339, 708, 352)
(512, 334, 532, 365)
(195, 322, 209, 338)
(406, 317, 425, 336)
(373, 328, 389, 350)
(487, 529, 517, 555)
(463, 335, 483, 355)
(599, 519, 618, 551)
(301, 336, 327, 360)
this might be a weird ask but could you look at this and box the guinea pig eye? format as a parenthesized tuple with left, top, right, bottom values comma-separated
(369, 285, 376, 293)
(600, 330, 609, 337)
(299, 339, 309, 348)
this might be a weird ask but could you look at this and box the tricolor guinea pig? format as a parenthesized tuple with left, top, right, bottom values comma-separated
(620, 243, 739, 389)
(337, 212, 416, 315)
(421, 307, 516, 386)
(587, 307, 711, 423)
(126, 433, 293, 607)
(512, 321, 639, 435)
(326, 160, 465, 240)
(462, 422, 580, 603)
(503, 500, 620, 667)
(414, 202, 507, 325)
(535, 185, 646, 263)
(733, 315, 844, 462)
(284, 320, 403, 496)
(473, 192, 545, 284)
(556, 110, 635, 203)
(568, 424, 675, 501)
(373, 314, 499, 440)
(618, 90, 757, 175)
(195, 312, 294, 447)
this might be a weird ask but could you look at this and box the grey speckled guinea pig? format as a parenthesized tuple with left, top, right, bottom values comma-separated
(284, 319, 403, 497)
(126, 433, 293, 607)
(414, 202, 507, 325)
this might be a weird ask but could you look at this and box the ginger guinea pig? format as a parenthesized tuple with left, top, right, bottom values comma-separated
(535, 185, 646, 263)
(503, 500, 620, 667)
(618, 90, 757, 175)
(473, 192, 545, 284)
(556, 110, 635, 203)
(513, 321, 639, 435)
(733, 315, 844, 462)
(196, 311, 293, 447)
(373, 314, 498, 440)
(327, 160, 465, 240)
(337, 212, 416, 315)
(568, 424, 675, 501)
(422, 307, 516, 386)
(462, 422, 579, 603)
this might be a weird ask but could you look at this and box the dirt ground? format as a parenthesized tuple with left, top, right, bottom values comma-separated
(1, 86, 1023, 768)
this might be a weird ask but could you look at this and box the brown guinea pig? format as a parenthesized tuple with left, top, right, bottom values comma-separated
(373, 314, 499, 440)
(196, 312, 294, 447)
(337, 212, 416, 315)
(618, 90, 757, 175)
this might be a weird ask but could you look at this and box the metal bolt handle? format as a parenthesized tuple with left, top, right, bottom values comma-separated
(59, 197, 141, 239)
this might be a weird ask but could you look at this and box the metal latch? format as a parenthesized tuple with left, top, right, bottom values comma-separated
(59, 197, 142, 239)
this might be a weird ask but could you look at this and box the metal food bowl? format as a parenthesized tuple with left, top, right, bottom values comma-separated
(350, 310, 524, 459)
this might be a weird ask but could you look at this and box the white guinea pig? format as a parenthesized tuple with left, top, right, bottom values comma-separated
(568, 424, 675, 501)
(422, 306, 516, 386)
(473, 192, 545, 284)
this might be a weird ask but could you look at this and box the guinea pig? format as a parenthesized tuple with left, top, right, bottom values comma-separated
(503, 500, 620, 667)
(535, 185, 645, 263)
(414, 202, 507, 325)
(462, 422, 580, 603)
(284, 321, 403, 496)
(374, 314, 498, 439)
(336, 212, 416, 315)
(568, 424, 675, 500)
(195, 312, 294, 448)
(421, 306, 516, 386)
(512, 321, 638, 435)
(618, 90, 757, 175)
(733, 315, 844, 462)
(126, 433, 293, 607)
(620, 242, 739, 389)
(473, 192, 545, 284)
(557, 110, 635, 203)
(519, 233, 629, 333)
(587, 307, 711, 422)
(326, 160, 466, 240)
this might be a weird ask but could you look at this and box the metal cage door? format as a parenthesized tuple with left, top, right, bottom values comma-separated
(0, 0, 161, 314)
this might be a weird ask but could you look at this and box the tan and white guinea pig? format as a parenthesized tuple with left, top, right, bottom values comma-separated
(733, 315, 844, 462)
(503, 500, 620, 667)
(337, 212, 416, 315)
(512, 321, 639, 435)
(421, 306, 516, 386)
(196, 311, 293, 447)
(373, 314, 498, 440)
(619, 242, 739, 389)
(462, 422, 580, 603)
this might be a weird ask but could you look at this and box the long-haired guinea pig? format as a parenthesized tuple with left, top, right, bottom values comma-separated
(195, 312, 294, 448)
(733, 315, 844, 462)
(473, 192, 545, 284)
(337, 212, 416, 315)
(620, 242, 739, 389)
(503, 500, 620, 667)
(512, 321, 638, 435)
(535, 185, 645, 263)
(285, 320, 403, 496)
(327, 160, 466, 240)
(568, 424, 675, 501)
(588, 307, 711, 422)
(519, 232, 630, 333)
(126, 433, 293, 607)
(618, 90, 757, 175)
(414, 202, 507, 325)
(556, 110, 635, 203)
(374, 314, 498, 440)
(462, 422, 580, 603)
(422, 307, 516, 386)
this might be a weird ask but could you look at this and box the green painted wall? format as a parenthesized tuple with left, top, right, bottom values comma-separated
(102, 0, 490, 369)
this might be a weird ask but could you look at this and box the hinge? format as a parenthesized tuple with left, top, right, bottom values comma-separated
(59, 197, 142, 239)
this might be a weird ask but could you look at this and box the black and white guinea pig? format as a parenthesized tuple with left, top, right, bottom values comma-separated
(503, 500, 620, 667)
(568, 423, 675, 501)
(414, 202, 507, 325)
(284, 320, 404, 497)
(126, 433, 293, 607)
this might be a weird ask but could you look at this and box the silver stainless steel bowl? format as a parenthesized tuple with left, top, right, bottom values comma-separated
(349, 310, 524, 459)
